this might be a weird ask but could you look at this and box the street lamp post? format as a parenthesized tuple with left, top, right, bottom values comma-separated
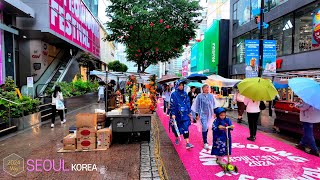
(258, 0, 265, 77)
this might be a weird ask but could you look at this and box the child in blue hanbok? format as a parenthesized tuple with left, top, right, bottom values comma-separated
(211, 107, 234, 164)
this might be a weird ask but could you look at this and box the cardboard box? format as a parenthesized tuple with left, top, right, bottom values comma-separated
(63, 134, 76, 145)
(97, 113, 106, 123)
(97, 122, 105, 130)
(77, 137, 96, 150)
(63, 144, 76, 151)
(96, 128, 112, 149)
(77, 127, 97, 138)
(76, 113, 97, 128)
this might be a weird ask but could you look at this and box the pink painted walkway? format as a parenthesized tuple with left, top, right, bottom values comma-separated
(157, 99, 320, 180)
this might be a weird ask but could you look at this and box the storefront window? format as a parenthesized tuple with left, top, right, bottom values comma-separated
(283, 14, 293, 55)
(269, 18, 284, 56)
(265, 0, 289, 11)
(294, 3, 320, 53)
(236, 32, 251, 63)
(238, 0, 251, 26)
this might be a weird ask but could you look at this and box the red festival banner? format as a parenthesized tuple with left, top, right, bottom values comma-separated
(49, 0, 100, 57)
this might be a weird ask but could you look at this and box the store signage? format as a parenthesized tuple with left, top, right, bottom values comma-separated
(32, 54, 41, 59)
(49, 0, 100, 57)
(276, 59, 283, 69)
(312, 8, 320, 50)
(245, 40, 259, 78)
(203, 20, 220, 74)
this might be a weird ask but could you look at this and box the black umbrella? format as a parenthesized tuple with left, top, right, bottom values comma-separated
(233, 81, 241, 88)
(187, 73, 208, 81)
(157, 75, 180, 84)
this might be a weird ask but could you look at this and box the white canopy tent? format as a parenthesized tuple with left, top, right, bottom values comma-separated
(205, 74, 241, 88)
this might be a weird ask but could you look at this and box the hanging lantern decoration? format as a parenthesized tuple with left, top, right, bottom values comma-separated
(130, 25, 134, 29)
(196, 39, 201, 42)
(137, 49, 141, 52)
(150, 22, 155, 27)
(165, 25, 170, 29)
(184, 24, 188, 28)
(135, 54, 139, 57)
(189, 37, 193, 40)
(159, 19, 164, 23)
(155, 42, 158, 44)
(155, 47, 159, 51)
(125, 36, 129, 39)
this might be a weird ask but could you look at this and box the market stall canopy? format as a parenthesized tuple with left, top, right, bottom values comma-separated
(157, 74, 180, 84)
(288, 78, 320, 110)
(206, 74, 241, 88)
(90, 70, 153, 84)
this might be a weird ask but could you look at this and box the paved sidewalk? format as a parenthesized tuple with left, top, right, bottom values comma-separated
(0, 103, 140, 180)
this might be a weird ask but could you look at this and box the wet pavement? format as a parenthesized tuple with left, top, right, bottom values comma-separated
(0, 103, 140, 180)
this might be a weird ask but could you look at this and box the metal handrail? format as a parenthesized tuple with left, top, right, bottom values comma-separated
(0, 96, 25, 105)
(0, 96, 25, 128)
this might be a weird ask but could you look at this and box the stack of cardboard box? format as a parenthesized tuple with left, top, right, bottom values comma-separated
(97, 113, 106, 130)
(62, 113, 112, 151)
(76, 113, 97, 151)
(63, 134, 77, 150)
(97, 128, 112, 149)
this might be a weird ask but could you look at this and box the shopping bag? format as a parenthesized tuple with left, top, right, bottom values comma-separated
(56, 99, 65, 110)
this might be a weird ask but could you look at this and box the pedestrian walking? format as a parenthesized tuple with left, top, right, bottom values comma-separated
(51, 86, 66, 128)
(211, 107, 234, 164)
(295, 101, 320, 157)
(193, 84, 217, 150)
(234, 89, 246, 123)
(244, 97, 260, 141)
(97, 84, 105, 103)
(188, 86, 198, 122)
(162, 84, 171, 115)
(170, 80, 194, 149)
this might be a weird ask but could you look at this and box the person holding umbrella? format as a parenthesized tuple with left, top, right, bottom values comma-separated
(170, 80, 194, 149)
(295, 101, 320, 156)
(162, 84, 171, 116)
(244, 97, 260, 141)
(237, 78, 278, 141)
(288, 78, 320, 157)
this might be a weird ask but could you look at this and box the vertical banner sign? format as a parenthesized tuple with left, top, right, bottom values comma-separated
(204, 20, 220, 74)
(245, 40, 260, 78)
(263, 40, 277, 75)
(190, 43, 199, 73)
(312, 8, 320, 50)
(49, 0, 100, 57)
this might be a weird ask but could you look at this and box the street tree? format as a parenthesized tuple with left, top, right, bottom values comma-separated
(107, 60, 128, 72)
(105, 0, 202, 72)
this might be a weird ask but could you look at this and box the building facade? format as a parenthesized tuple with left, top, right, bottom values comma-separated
(0, 0, 35, 85)
(229, 0, 320, 78)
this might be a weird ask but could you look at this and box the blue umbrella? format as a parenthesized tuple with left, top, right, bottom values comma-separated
(288, 78, 320, 110)
(273, 82, 288, 89)
(187, 82, 203, 88)
(187, 73, 208, 81)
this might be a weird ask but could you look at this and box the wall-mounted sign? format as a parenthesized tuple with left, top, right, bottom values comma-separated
(27, 77, 33, 88)
(49, 0, 100, 57)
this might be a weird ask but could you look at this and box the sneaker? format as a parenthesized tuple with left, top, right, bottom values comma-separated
(295, 144, 306, 151)
(61, 119, 66, 124)
(186, 143, 194, 149)
(175, 139, 179, 145)
(247, 137, 255, 141)
(51, 124, 54, 128)
(309, 150, 320, 157)
(204, 143, 210, 150)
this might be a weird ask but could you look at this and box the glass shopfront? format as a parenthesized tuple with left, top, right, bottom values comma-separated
(233, 1, 320, 64)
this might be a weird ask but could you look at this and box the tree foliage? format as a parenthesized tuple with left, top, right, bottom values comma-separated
(107, 60, 129, 72)
(105, 0, 202, 72)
